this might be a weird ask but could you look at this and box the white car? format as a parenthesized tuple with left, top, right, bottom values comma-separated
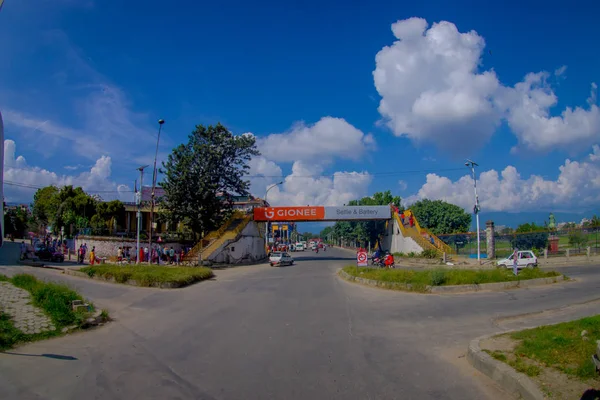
(497, 250, 538, 269)
(295, 243, 304, 251)
(269, 252, 294, 267)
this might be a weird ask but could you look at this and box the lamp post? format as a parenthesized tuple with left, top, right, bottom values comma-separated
(264, 181, 283, 252)
(465, 159, 481, 263)
(136, 165, 149, 264)
(148, 119, 165, 263)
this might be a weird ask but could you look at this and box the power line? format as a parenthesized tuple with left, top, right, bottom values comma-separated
(3, 181, 135, 194)
(244, 167, 467, 179)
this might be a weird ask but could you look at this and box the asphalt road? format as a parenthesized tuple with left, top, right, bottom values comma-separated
(1, 245, 600, 400)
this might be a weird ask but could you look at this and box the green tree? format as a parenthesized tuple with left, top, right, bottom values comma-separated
(32, 185, 100, 236)
(4, 208, 29, 238)
(512, 222, 548, 250)
(515, 222, 546, 233)
(409, 199, 471, 235)
(32, 186, 60, 228)
(568, 231, 587, 250)
(160, 123, 259, 237)
(328, 191, 402, 247)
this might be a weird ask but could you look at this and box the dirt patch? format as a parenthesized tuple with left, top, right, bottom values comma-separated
(481, 334, 600, 399)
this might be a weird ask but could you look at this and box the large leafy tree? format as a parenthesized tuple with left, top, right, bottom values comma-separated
(409, 199, 471, 235)
(160, 123, 259, 237)
(325, 191, 402, 246)
(31, 185, 122, 236)
(512, 222, 549, 250)
(4, 207, 30, 238)
(32, 186, 60, 229)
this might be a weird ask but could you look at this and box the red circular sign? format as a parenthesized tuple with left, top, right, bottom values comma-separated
(357, 252, 367, 263)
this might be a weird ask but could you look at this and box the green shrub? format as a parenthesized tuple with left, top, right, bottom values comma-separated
(0, 313, 24, 350)
(79, 265, 214, 287)
(407, 252, 416, 258)
(421, 249, 438, 259)
(429, 269, 447, 286)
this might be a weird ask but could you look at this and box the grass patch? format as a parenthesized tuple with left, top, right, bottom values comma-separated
(0, 312, 24, 351)
(79, 265, 214, 287)
(10, 273, 89, 327)
(0, 274, 100, 350)
(483, 349, 508, 362)
(510, 315, 600, 380)
(343, 266, 562, 290)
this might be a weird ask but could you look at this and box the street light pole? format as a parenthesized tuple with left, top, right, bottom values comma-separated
(136, 165, 149, 264)
(264, 181, 283, 252)
(465, 159, 481, 263)
(149, 119, 165, 263)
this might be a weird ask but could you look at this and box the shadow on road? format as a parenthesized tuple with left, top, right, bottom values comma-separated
(1, 352, 78, 361)
(580, 389, 600, 400)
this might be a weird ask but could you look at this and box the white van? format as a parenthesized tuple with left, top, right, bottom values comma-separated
(295, 242, 304, 251)
(497, 250, 538, 269)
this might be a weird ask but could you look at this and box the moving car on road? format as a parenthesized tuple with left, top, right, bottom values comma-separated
(295, 242, 304, 251)
(497, 250, 538, 269)
(269, 252, 294, 267)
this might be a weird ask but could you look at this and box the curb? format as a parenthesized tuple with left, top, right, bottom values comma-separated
(62, 268, 205, 289)
(337, 269, 567, 294)
(467, 333, 545, 400)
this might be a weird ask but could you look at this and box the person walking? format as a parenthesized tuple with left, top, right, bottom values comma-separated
(89, 246, 96, 265)
(512, 249, 519, 276)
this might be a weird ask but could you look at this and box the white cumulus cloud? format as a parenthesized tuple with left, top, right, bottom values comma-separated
(374, 18, 502, 154)
(247, 117, 374, 206)
(374, 17, 600, 155)
(3, 139, 132, 203)
(405, 146, 600, 212)
(257, 117, 375, 163)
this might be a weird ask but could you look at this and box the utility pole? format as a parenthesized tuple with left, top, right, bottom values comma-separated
(136, 165, 148, 264)
(465, 159, 481, 263)
(148, 119, 165, 263)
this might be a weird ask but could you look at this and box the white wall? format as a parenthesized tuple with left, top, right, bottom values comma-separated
(209, 221, 266, 264)
(75, 235, 184, 258)
(381, 217, 423, 254)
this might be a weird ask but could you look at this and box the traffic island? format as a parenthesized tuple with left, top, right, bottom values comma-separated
(338, 266, 567, 293)
(0, 273, 109, 351)
(470, 315, 600, 399)
(68, 265, 214, 288)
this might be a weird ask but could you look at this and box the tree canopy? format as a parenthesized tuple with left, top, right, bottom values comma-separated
(321, 191, 402, 247)
(160, 123, 259, 237)
(30, 185, 124, 236)
(409, 199, 471, 235)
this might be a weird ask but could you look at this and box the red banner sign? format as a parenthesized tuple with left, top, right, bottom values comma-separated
(253, 206, 325, 221)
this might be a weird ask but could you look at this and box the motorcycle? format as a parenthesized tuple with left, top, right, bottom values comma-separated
(371, 256, 384, 267)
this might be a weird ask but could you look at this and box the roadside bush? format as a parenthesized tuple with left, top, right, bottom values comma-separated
(429, 269, 447, 286)
(407, 252, 417, 258)
(79, 265, 214, 287)
(0, 313, 24, 350)
(421, 249, 438, 259)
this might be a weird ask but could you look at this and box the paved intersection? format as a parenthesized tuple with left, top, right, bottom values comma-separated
(0, 245, 599, 399)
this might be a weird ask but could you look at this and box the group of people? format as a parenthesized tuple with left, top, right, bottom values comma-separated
(118, 245, 183, 265)
(370, 248, 395, 268)
(77, 243, 101, 264)
(399, 212, 415, 228)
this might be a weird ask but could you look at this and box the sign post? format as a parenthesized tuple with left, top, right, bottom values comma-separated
(357, 250, 368, 275)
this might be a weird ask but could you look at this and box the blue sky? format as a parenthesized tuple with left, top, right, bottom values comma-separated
(2, 0, 600, 229)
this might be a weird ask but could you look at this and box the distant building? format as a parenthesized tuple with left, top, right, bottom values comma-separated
(119, 187, 268, 235)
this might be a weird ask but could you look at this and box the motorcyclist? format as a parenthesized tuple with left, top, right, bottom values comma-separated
(384, 252, 395, 268)
(372, 248, 381, 263)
